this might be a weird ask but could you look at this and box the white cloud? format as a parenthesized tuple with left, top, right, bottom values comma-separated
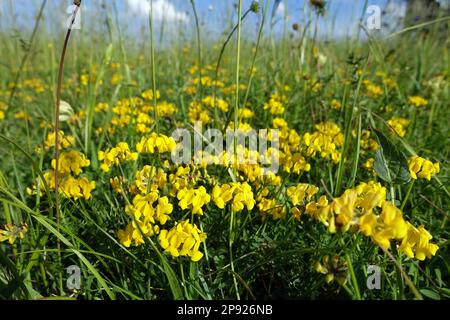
(126, 0, 189, 23)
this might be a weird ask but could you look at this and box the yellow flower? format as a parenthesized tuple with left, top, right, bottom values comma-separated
(98, 142, 138, 172)
(387, 117, 409, 137)
(291, 207, 302, 220)
(231, 182, 255, 212)
(330, 99, 342, 110)
(332, 190, 358, 232)
(0, 223, 28, 245)
(158, 220, 207, 262)
(258, 197, 286, 220)
(202, 96, 229, 112)
(136, 133, 176, 154)
(44, 131, 75, 150)
(408, 95, 428, 107)
(95, 102, 109, 113)
(263, 95, 285, 115)
(359, 212, 377, 236)
(363, 158, 375, 172)
(364, 80, 383, 98)
(272, 117, 288, 129)
(155, 196, 173, 225)
(80, 74, 89, 86)
(14, 111, 30, 120)
(141, 89, 161, 101)
(315, 255, 348, 285)
(130, 165, 167, 194)
(177, 186, 211, 215)
(111, 73, 123, 85)
(303, 122, 343, 163)
(399, 223, 439, 261)
(52, 150, 90, 176)
(110, 176, 126, 193)
(287, 183, 319, 206)
(408, 156, 440, 181)
(59, 175, 96, 200)
(239, 108, 254, 119)
(117, 221, 160, 247)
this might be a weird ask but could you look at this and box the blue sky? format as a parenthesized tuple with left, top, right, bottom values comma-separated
(0, 0, 412, 41)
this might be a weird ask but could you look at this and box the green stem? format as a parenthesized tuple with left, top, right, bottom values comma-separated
(190, 0, 204, 108)
(400, 180, 414, 211)
(345, 253, 361, 300)
(229, 0, 243, 300)
(150, 0, 159, 132)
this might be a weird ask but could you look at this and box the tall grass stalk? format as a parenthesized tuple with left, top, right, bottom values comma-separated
(190, 0, 204, 109)
(54, 0, 81, 295)
(150, 0, 159, 132)
(229, 0, 243, 300)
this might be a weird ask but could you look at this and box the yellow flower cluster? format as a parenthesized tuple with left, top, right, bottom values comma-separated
(137, 133, 176, 154)
(103, 92, 176, 135)
(212, 182, 255, 212)
(98, 142, 138, 172)
(303, 181, 438, 260)
(0, 223, 28, 245)
(363, 80, 383, 98)
(263, 92, 286, 115)
(303, 122, 344, 163)
(387, 117, 409, 137)
(44, 131, 75, 150)
(287, 183, 319, 206)
(408, 156, 440, 181)
(258, 197, 286, 220)
(59, 175, 96, 200)
(33, 149, 96, 200)
(177, 186, 211, 215)
(330, 99, 342, 110)
(22, 78, 46, 93)
(357, 129, 378, 152)
(51, 150, 90, 175)
(0, 101, 6, 121)
(130, 165, 167, 195)
(408, 95, 428, 107)
(158, 220, 207, 262)
(315, 255, 348, 285)
(118, 192, 173, 247)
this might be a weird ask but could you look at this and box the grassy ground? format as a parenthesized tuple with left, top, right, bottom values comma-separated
(0, 1, 449, 300)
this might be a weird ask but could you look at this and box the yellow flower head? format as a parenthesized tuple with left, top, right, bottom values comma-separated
(408, 156, 440, 181)
(136, 133, 176, 154)
(0, 223, 28, 245)
(158, 220, 207, 262)
(408, 95, 428, 108)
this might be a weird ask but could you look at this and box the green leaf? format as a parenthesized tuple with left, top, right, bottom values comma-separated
(372, 129, 411, 185)
(420, 289, 440, 300)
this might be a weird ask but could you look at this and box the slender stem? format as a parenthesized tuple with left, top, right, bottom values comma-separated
(149, 0, 159, 132)
(400, 180, 415, 211)
(242, 0, 269, 111)
(190, 1, 203, 103)
(345, 254, 361, 300)
(55, 0, 81, 295)
(335, 59, 368, 195)
(215, 9, 252, 132)
(350, 112, 362, 187)
(229, 0, 243, 300)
